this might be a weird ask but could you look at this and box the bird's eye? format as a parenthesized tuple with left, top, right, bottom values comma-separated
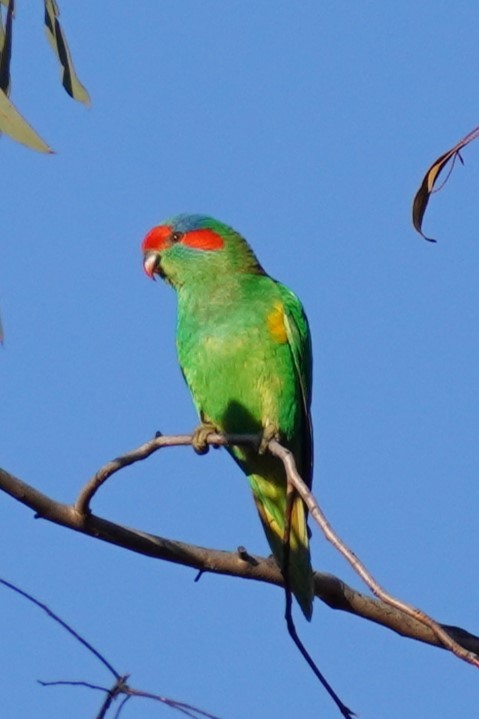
(171, 231, 183, 243)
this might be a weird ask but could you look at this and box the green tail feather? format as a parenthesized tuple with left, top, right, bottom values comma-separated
(231, 448, 314, 620)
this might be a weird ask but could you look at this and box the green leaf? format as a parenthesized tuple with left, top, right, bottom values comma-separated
(0, 88, 52, 152)
(44, 0, 90, 105)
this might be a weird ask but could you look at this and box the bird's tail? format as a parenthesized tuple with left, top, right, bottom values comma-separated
(237, 451, 313, 621)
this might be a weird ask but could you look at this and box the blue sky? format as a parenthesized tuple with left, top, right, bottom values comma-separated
(1, 2, 479, 717)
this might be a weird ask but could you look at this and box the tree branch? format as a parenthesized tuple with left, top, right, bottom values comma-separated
(268, 439, 479, 668)
(1, 575, 220, 719)
(1, 436, 478, 663)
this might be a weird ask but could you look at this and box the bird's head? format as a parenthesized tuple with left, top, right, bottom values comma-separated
(141, 214, 264, 288)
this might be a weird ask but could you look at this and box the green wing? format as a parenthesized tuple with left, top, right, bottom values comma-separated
(276, 282, 313, 488)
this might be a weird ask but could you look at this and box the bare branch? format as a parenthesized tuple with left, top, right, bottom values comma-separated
(113, 695, 131, 719)
(268, 439, 479, 669)
(4, 578, 220, 719)
(74, 432, 258, 516)
(39, 680, 110, 691)
(0, 578, 120, 679)
(39, 675, 221, 719)
(74, 430, 479, 669)
(94, 675, 129, 719)
(281, 473, 354, 717)
(124, 687, 222, 719)
(1, 435, 478, 666)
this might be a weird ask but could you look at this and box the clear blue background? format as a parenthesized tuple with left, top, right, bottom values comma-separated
(1, 3, 479, 717)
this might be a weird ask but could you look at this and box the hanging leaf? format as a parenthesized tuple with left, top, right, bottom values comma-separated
(412, 125, 479, 242)
(0, 88, 52, 152)
(44, 0, 90, 105)
(0, 11, 4, 76)
(0, 0, 52, 152)
(0, 0, 14, 95)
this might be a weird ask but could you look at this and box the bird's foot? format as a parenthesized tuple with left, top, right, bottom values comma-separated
(191, 422, 218, 455)
(258, 424, 280, 455)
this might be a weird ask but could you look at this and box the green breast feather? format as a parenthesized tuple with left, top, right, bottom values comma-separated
(142, 214, 314, 619)
(177, 275, 314, 619)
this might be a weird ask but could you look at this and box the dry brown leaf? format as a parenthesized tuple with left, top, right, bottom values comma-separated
(412, 125, 479, 242)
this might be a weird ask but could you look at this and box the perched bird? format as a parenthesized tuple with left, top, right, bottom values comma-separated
(142, 214, 314, 619)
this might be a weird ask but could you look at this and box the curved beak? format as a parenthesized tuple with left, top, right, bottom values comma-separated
(143, 251, 160, 279)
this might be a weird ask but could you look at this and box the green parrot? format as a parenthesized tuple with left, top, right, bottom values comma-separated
(142, 214, 314, 619)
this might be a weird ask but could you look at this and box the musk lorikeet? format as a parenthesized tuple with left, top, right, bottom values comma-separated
(141, 214, 314, 620)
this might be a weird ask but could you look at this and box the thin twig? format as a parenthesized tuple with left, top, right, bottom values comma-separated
(95, 675, 129, 719)
(281, 481, 355, 718)
(39, 679, 110, 692)
(76, 431, 479, 669)
(3, 576, 220, 719)
(125, 688, 222, 719)
(113, 695, 131, 719)
(74, 433, 258, 516)
(284, 600, 355, 718)
(268, 440, 479, 669)
(39, 676, 222, 719)
(0, 454, 478, 659)
(0, 578, 121, 679)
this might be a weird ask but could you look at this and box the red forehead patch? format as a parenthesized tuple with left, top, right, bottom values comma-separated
(181, 229, 224, 251)
(141, 225, 172, 252)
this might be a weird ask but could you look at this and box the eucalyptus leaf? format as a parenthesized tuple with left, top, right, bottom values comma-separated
(0, 10, 4, 54)
(44, 0, 90, 105)
(412, 125, 479, 241)
(0, 89, 52, 152)
(0, 0, 14, 95)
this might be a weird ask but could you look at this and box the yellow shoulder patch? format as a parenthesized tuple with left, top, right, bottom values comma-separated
(266, 302, 288, 344)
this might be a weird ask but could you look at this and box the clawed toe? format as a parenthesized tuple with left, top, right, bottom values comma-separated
(191, 423, 218, 455)
(258, 424, 279, 454)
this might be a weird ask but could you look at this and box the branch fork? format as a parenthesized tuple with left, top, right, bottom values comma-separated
(0, 431, 477, 671)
